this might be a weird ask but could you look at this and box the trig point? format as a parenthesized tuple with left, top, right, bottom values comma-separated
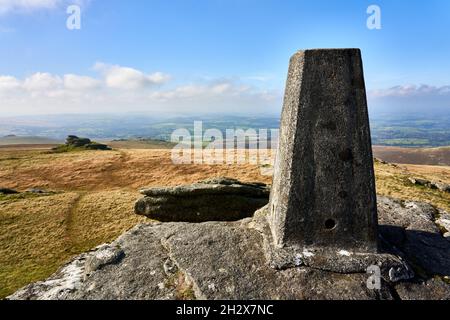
(268, 49, 378, 258)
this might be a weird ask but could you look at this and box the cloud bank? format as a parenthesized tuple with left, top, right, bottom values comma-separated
(0, 63, 281, 115)
(368, 85, 450, 116)
(3, 65, 445, 117)
(369, 84, 450, 98)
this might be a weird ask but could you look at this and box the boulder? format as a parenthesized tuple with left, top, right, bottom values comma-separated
(26, 188, 49, 194)
(64, 135, 111, 150)
(408, 177, 450, 193)
(8, 195, 450, 300)
(433, 181, 450, 193)
(135, 178, 270, 222)
(408, 177, 432, 187)
(66, 135, 91, 147)
(84, 142, 112, 151)
(437, 213, 450, 234)
(374, 158, 388, 165)
(0, 188, 18, 195)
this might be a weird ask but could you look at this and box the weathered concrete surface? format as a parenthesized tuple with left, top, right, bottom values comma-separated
(135, 178, 269, 222)
(255, 205, 413, 279)
(8, 197, 450, 300)
(268, 49, 378, 253)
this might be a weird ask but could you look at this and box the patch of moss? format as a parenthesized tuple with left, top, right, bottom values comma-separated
(165, 271, 196, 300)
(175, 273, 196, 300)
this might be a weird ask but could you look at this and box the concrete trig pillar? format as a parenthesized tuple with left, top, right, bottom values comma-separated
(268, 49, 378, 254)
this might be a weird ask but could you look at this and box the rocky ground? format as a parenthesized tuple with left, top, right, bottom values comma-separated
(8, 193, 450, 300)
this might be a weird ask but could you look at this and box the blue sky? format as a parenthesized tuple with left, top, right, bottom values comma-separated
(0, 0, 449, 116)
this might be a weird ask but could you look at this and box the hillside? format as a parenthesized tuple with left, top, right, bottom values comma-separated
(0, 136, 63, 146)
(0, 146, 449, 298)
(373, 146, 450, 166)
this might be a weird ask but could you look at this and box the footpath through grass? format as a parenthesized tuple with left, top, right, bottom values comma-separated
(0, 191, 145, 298)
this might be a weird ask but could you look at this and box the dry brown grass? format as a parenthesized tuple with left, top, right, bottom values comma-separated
(66, 190, 146, 252)
(0, 190, 146, 298)
(0, 146, 449, 298)
(0, 193, 78, 297)
(0, 149, 271, 192)
(374, 161, 450, 212)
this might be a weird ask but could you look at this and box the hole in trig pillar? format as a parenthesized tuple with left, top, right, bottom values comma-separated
(324, 219, 337, 230)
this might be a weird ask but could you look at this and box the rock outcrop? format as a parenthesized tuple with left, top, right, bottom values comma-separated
(53, 135, 111, 152)
(408, 177, 450, 193)
(0, 188, 18, 195)
(26, 188, 51, 194)
(135, 178, 270, 222)
(0, 188, 54, 197)
(437, 213, 450, 236)
(9, 196, 450, 300)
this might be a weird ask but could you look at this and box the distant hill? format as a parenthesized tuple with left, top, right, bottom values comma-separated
(0, 136, 63, 146)
(373, 146, 450, 166)
(0, 113, 449, 148)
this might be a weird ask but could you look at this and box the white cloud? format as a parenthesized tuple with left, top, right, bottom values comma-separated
(149, 79, 279, 114)
(0, 75, 21, 91)
(369, 84, 450, 98)
(94, 63, 170, 90)
(151, 79, 258, 101)
(0, 65, 281, 115)
(23, 72, 62, 92)
(64, 74, 100, 90)
(367, 84, 450, 115)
